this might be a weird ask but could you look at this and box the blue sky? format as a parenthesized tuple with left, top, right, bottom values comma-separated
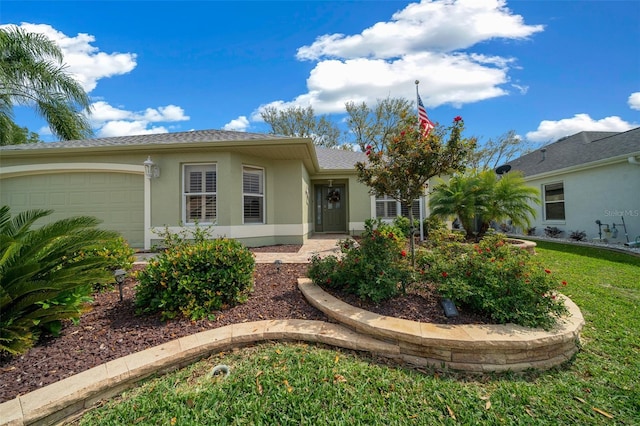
(2, 0, 639, 147)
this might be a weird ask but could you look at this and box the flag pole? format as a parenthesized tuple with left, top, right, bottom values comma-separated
(415, 80, 425, 241)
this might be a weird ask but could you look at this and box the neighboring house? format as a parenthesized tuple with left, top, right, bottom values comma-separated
(504, 128, 640, 242)
(0, 129, 429, 250)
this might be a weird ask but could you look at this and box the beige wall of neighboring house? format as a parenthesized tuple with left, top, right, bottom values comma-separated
(505, 129, 640, 243)
(523, 159, 640, 241)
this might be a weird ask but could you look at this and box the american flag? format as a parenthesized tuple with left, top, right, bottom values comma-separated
(417, 91, 434, 137)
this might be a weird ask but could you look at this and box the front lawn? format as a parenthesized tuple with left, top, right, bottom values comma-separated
(76, 242, 640, 425)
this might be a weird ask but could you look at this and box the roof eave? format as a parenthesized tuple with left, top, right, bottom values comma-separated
(521, 151, 640, 181)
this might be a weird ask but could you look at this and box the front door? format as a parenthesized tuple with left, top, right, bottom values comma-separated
(315, 185, 346, 232)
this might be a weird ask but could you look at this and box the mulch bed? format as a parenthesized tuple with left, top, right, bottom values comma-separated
(0, 246, 488, 403)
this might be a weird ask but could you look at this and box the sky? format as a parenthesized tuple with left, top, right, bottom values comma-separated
(1, 0, 639, 148)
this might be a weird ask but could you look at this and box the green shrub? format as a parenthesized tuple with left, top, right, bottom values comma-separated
(392, 216, 412, 238)
(75, 236, 136, 291)
(135, 229, 255, 321)
(308, 219, 411, 302)
(0, 206, 119, 356)
(416, 234, 568, 329)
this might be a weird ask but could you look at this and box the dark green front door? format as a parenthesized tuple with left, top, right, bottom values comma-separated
(316, 185, 346, 232)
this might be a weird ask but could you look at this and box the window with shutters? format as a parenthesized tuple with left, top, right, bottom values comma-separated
(243, 166, 264, 224)
(376, 196, 421, 219)
(183, 164, 216, 224)
(375, 195, 397, 218)
(401, 200, 421, 219)
(543, 182, 565, 221)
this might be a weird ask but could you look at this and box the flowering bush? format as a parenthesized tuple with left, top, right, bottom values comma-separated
(307, 219, 411, 302)
(135, 226, 255, 321)
(416, 234, 568, 329)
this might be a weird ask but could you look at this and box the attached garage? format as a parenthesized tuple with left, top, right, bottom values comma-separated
(0, 171, 145, 248)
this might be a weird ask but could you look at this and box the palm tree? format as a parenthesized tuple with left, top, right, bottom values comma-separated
(429, 172, 489, 240)
(478, 170, 539, 236)
(0, 206, 118, 355)
(430, 170, 539, 241)
(0, 26, 92, 144)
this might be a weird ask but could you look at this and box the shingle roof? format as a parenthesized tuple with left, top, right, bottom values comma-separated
(315, 147, 367, 170)
(0, 129, 289, 151)
(506, 128, 640, 177)
(0, 128, 368, 172)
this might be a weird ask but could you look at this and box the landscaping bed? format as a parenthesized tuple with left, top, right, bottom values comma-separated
(0, 260, 489, 403)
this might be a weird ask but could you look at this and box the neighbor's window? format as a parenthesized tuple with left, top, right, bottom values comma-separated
(375, 195, 397, 218)
(544, 182, 565, 220)
(243, 166, 264, 224)
(184, 164, 216, 223)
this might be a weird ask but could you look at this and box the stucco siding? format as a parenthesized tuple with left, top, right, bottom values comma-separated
(147, 152, 310, 246)
(524, 161, 640, 241)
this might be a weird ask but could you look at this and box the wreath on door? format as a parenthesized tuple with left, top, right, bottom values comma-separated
(327, 189, 341, 203)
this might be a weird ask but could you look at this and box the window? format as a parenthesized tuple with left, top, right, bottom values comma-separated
(184, 164, 216, 223)
(544, 182, 565, 220)
(243, 166, 264, 223)
(401, 200, 421, 219)
(376, 195, 397, 218)
(376, 196, 422, 219)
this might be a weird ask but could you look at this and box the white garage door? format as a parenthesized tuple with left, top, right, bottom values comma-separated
(0, 172, 144, 248)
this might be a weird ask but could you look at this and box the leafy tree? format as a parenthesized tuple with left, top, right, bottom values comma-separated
(0, 26, 93, 144)
(345, 97, 414, 152)
(0, 206, 118, 355)
(0, 121, 41, 145)
(356, 115, 475, 264)
(261, 105, 342, 148)
(430, 169, 539, 241)
(467, 130, 535, 170)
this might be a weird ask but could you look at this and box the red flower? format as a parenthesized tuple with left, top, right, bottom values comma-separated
(326, 278, 331, 284)
(400, 131, 406, 136)
(454, 116, 462, 122)
(562, 281, 567, 286)
(442, 272, 448, 278)
(400, 250, 407, 257)
(545, 269, 551, 274)
(365, 145, 372, 150)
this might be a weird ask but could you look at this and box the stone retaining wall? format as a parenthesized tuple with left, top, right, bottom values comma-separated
(298, 278, 584, 372)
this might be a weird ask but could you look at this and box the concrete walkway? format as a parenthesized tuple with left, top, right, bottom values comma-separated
(253, 233, 349, 263)
(134, 233, 350, 265)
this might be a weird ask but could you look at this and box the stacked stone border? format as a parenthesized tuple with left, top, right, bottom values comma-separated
(1, 280, 583, 426)
(298, 278, 584, 373)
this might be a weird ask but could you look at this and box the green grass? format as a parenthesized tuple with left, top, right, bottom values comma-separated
(77, 242, 640, 425)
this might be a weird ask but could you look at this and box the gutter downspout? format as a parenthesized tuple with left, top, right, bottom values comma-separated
(629, 156, 640, 165)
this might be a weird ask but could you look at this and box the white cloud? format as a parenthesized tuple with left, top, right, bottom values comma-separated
(526, 114, 635, 143)
(97, 121, 168, 137)
(296, 0, 543, 60)
(89, 101, 189, 137)
(628, 92, 640, 110)
(257, 0, 542, 121)
(254, 51, 510, 118)
(5, 23, 137, 92)
(223, 116, 250, 131)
